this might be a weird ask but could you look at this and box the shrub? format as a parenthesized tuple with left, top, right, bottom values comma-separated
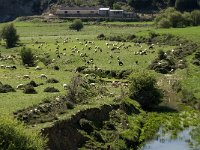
(0, 23, 19, 48)
(20, 47, 35, 67)
(27, 80, 38, 87)
(155, 7, 200, 28)
(191, 10, 200, 26)
(46, 78, 59, 83)
(69, 19, 84, 31)
(53, 65, 59, 70)
(40, 55, 52, 66)
(0, 115, 46, 150)
(157, 18, 171, 28)
(66, 75, 95, 103)
(97, 33, 106, 40)
(23, 85, 37, 94)
(0, 84, 15, 93)
(44, 87, 59, 93)
(129, 72, 163, 109)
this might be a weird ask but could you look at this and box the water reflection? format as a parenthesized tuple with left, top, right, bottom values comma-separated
(140, 128, 200, 150)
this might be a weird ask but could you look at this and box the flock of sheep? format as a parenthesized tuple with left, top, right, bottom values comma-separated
(0, 36, 162, 93)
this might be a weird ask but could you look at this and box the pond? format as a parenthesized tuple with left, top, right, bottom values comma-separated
(140, 128, 200, 150)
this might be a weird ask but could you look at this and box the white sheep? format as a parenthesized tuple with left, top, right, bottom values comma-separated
(40, 74, 47, 79)
(16, 84, 24, 89)
(0, 65, 5, 69)
(35, 66, 42, 70)
(63, 84, 68, 90)
(23, 75, 30, 79)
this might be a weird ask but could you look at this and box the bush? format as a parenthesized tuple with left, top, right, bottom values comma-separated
(20, 47, 35, 67)
(66, 75, 96, 103)
(46, 78, 59, 83)
(97, 33, 106, 40)
(157, 18, 172, 28)
(155, 8, 200, 28)
(69, 19, 84, 31)
(44, 87, 59, 93)
(23, 85, 37, 94)
(129, 72, 163, 109)
(0, 84, 16, 93)
(0, 115, 46, 150)
(0, 23, 19, 48)
(27, 80, 38, 87)
(191, 10, 200, 26)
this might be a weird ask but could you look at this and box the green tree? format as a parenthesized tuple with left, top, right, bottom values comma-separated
(175, 0, 198, 11)
(0, 23, 19, 48)
(191, 10, 200, 26)
(20, 47, 35, 67)
(129, 72, 163, 109)
(69, 19, 84, 31)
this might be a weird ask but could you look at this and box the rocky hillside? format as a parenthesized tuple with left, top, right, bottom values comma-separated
(0, 0, 42, 22)
(0, 0, 199, 22)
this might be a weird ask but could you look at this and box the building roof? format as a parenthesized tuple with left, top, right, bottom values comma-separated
(99, 8, 110, 11)
(59, 6, 99, 11)
(110, 10, 124, 12)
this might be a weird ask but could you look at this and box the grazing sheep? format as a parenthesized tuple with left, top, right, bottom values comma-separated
(40, 74, 47, 79)
(111, 81, 118, 88)
(35, 66, 42, 70)
(90, 83, 96, 87)
(63, 84, 68, 90)
(0, 65, 5, 69)
(118, 60, 124, 66)
(23, 75, 30, 79)
(16, 84, 24, 89)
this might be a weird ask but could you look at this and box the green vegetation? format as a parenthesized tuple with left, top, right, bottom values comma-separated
(69, 19, 84, 31)
(129, 72, 163, 109)
(0, 19, 200, 149)
(0, 115, 46, 150)
(155, 8, 200, 28)
(0, 24, 19, 48)
(20, 47, 35, 67)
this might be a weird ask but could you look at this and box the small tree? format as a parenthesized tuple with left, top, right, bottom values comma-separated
(0, 23, 19, 48)
(191, 10, 200, 26)
(20, 47, 35, 67)
(69, 19, 84, 31)
(129, 72, 163, 110)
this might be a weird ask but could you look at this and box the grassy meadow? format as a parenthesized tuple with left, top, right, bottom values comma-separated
(0, 20, 200, 113)
(1, 19, 200, 149)
(0, 21, 168, 114)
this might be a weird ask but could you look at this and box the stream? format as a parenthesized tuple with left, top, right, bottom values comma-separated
(140, 128, 200, 150)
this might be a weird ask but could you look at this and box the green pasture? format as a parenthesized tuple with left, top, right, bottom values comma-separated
(0, 20, 200, 116)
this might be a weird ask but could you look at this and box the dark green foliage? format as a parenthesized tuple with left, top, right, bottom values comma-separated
(0, 115, 46, 150)
(46, 78, 59, 83)
(0, 84, 16, 93)
(155, 8, 200, 28)
(27, 80, 38, 87)
(20, 47, 35, 67)
(66, 75, 93, 103)
(192, 51, 200, 66)
(44, 87, 59, 93)
(175, 0, 199, 11)
(40, 54, 52, 66)
(0, 24, 19, 48)
(150, 50, 176, 74)
(79, 118, 94, 133)
(191, 10, 200, 26)
(97, 33, 106, 40)
(23, 85, 37, 94)
(129, 72, 163, 109)
(69, 19, 84, 31)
